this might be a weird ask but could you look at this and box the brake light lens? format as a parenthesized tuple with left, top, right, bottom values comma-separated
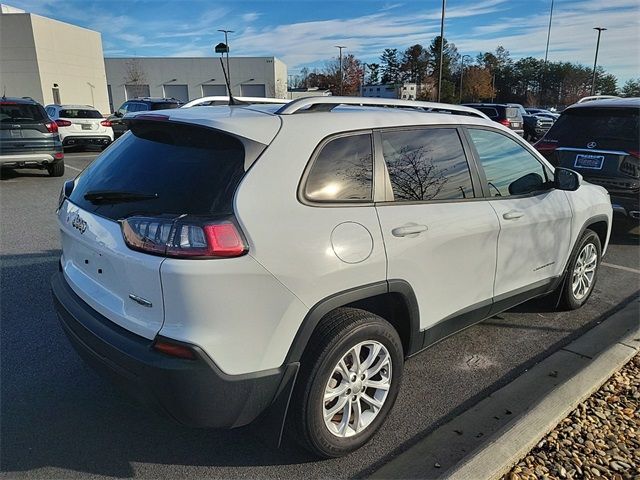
(498, 119, 511, 127)
(100, 120, 112, 127)
(53, 152, 64, 160)
(152, 338, 196, 360)
(55, 119, 72, 127)
(121, 216, 248, 259)
(45, 121, 58, 133)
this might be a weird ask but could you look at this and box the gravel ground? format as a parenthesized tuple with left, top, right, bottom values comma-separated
(503, 354, 639, 480)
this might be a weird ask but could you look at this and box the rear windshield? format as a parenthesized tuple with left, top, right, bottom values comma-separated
(505, 107, 521, 119)
(0, 103, 47, 124)
(69, 121, 246, 221)
(151, 102, 180, 111)
(545, 107, 639, 149)
(60, 109, 103, 119)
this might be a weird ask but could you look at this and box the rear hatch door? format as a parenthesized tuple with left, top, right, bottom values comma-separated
(61, 117, 263, 338)
(0, 101, 55, 153)
(548, 106, 639, 192)
(59, 108, 107, 134)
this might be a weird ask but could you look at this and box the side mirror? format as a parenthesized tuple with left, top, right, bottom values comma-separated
(508, 172, 545, 195)
(554, 168, 581, 191)
(113, 110, 123, 118)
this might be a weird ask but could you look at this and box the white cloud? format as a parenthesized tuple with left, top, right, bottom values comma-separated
(242, 12, 261, 23)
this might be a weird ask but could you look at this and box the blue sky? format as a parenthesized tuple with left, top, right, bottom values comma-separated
(9, 0, 640, 83)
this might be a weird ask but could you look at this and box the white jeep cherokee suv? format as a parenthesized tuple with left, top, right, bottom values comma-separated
(51, 97, 612, 457)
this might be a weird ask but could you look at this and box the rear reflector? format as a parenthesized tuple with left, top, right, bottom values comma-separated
(54, 152, 64, 160)
(152, 338, 196, 360)
(45, 121, 58, 133)
(121, 216, 248, 259)
(100, 120, 112, 127)
(56, 119, 72, 127)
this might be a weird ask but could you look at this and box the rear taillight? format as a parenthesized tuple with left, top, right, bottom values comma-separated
(55, 119, 72, 127)
(45, 121, 58, 133)
(100, 120, 112, 127)
(628, 150, 640, 159)
(498, 119, 511, 127)
(121, 216, 248, 259)
(152, 338, 196, 359)
(53, 152, 64, 160)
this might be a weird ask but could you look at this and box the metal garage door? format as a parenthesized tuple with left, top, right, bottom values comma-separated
(163, 84, 189, 103)
(202, 84, 228, 96)
(125, 84, 150, 100)
(240, 84, 266, 97)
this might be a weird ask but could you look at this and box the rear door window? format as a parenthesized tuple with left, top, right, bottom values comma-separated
(381, 128, 475, 201)
(476, 107, 499, 119)
(69, 121, 247, 221)
(60, 109, 103, 119)
(304, 133, 373, 202)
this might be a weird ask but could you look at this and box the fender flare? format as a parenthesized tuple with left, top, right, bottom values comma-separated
(283, 279, 421, 364)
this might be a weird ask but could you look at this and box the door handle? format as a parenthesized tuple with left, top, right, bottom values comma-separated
(391, 224, 428, 237)
(503, 210, 524, 220)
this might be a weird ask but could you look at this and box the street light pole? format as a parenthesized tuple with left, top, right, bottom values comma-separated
(218, 29, 234, 93)
(437, 0, 446, 102)
(459, 54, 471, 103)
(543, 0, 554, 65)
(335, 45, 346, 95)
(591, 27, 606, 96)
(361, 63, 367, 97)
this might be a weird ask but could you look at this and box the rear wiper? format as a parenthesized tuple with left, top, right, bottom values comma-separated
(84, 190, 159, 204)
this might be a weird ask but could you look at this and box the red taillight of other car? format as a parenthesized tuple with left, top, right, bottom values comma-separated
(498, 119, 511, 127)
(121, 216, 248, 259)
(100, 120, 112, 127)
(45, 121, 59, 133)
(55, 119, 72, 127)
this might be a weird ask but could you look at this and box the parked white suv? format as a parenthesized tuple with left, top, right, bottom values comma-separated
(52, 97, 612, 457)
(45, 104, 113, 149)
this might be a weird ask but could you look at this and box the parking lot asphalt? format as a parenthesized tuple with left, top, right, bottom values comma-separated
(1, 151, 639, 479)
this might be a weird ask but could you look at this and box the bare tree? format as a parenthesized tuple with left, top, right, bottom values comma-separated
(123, 59, 146, 84)
(386, 146, 448, 201)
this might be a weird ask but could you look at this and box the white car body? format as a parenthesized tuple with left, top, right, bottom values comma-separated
(181, 96, 289, 108)
(45, 104, 113, 147)
(52, 96, 612, 452)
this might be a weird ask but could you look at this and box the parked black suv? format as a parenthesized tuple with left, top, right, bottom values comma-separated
(535, 98, 639, 219)
(511, 103, 554, 141)
(463, 103, 524, 136)
(108, 98, 181, 138)
(0, 97, 64, 176)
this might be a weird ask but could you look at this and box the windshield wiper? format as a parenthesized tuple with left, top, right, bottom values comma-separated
(84, 190, 159, 204)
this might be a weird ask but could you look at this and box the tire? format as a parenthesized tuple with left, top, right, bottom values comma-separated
(47, 160, 65, 177)
(558, 229, 601, 310)
(290, 308, 404, 458)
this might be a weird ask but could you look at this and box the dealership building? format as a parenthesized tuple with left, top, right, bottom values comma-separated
(104, 57, 288, 111)
(0, 4, 288, 114)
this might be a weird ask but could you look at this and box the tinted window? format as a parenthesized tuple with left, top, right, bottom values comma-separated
(476, 107, 499, 118)
(151, 102, 180, 111)
(545, 107, 639, 151)
(127, 103, 148, 113)
(60, 109, 103, 119)
(381, 128, 474, 201)
(69, 122, 246, 221)
(304, 134, 373, 202)
(469, 129, 548, 197)
(0, 103, 47, 124)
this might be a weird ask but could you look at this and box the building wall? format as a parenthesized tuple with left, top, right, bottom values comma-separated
(0, 7, 109, 113)
(104, 57, 288, 111)
(0, 12, 42, 102)
(31, 14, 109, 113)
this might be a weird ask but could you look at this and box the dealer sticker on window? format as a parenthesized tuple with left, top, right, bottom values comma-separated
(574, 154, 604, 170)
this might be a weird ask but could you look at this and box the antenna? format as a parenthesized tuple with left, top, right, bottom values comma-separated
(218, 57, 242, 106)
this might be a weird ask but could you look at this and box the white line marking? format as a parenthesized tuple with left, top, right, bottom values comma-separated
(65, 165, 82, 172)
(602, 262, 640, 274)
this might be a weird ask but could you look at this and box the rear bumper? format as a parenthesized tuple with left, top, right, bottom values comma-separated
(62, 136, 112, 146)
(51, 271, 285, 428)
(0, 151, 62, 167)
(609, 193, 640, 218)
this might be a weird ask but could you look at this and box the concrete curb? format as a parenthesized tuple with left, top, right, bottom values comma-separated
(371, 298, 639, 480)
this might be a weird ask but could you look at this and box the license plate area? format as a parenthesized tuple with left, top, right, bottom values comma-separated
(81, 124, 92, 130)
(575, 154, 604, 170)
(511, 122, 521, 128)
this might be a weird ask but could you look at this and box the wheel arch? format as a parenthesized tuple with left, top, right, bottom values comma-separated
(563, 213, 609, 275)
(284, 280, 421, 364)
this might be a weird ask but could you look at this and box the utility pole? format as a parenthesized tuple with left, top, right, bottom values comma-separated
(361, 63, 367, 97)
(335, 45, 346, 95)
(459, 55, 471, 103)
(437, 0, 446, 102)
(218, 29, 234, 93)
(591, 27, 606, 96)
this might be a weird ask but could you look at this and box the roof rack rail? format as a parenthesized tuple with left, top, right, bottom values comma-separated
(275, 96, 489, 119)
